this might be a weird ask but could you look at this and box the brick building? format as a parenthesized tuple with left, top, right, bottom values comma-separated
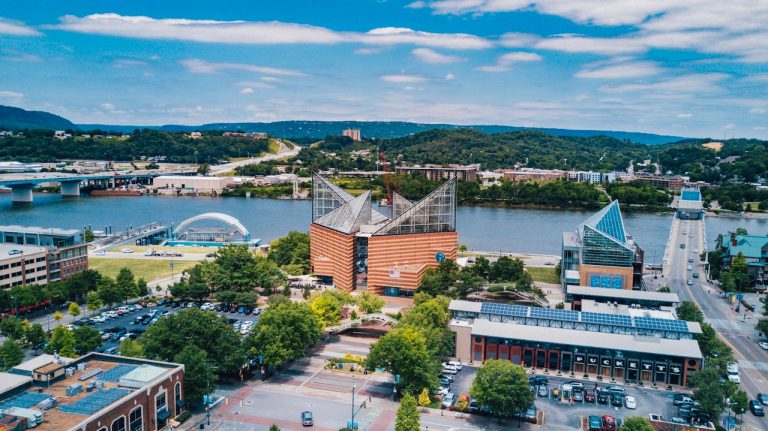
(395, 164, 479, 181)
(310, 174, 457, 295)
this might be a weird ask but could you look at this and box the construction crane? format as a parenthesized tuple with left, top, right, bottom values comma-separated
(378, 149, 399, 206)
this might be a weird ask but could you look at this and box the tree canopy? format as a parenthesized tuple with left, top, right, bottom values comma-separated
(367, 327, 439, 395)
(245, 301, 322, 370)
(469, 360, 534, 423)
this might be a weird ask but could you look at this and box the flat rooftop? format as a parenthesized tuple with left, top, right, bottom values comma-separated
(581, 299, 677, 320)
(0, 225, 81, 236)
(465, 318, 703, 359)
(0, 354, 180, 431)
(0, 243, 49, 256)
(567, 285, 680, 304)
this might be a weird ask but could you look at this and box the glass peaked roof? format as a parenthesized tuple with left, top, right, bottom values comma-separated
(313, 191, 372, 234)
(312, 173, 355, 221)
(581, 200, 627, 244)
(392, 191, 414, 219)
(374, 178, 456, 236)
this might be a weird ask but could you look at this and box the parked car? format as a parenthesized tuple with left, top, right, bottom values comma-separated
(442, 393, 456, 409)
(693, 272, 699, 278)
(572, 388, 584, 402)
(442, 364, 458, 375)
(447, 360, 462, 370)
(602, 415, 617, 431)
(758, 393, 768, 406)
(610, 394, 623, 407)
(597, 391, 609, 404)
(759, 341, 768, 350)
(439, 378, 452, 387)
(584, 388, 596, 403)
(93, 250, 106, 256)
(104, 347, 119, 355)
(532, 376, 548, 386)
(468, 400, 479, 414)
(750, 400, 765, 416)
(121, 248, 133, 253)
(624, 396, 637, 409)
(537, 385, 548, 397)
(588, 415, 602, 431)
(301, 411, 313, 426)
(673, 394, 695, 406)
(687, 279, 693, 285)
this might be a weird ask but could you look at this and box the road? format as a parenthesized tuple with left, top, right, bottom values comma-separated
(660, 216, 768, 427)
(209, 140, 301, 175)
(92, 251, 209, 261)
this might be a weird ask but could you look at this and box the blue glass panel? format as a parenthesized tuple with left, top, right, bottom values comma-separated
(590, 275, 601, 287)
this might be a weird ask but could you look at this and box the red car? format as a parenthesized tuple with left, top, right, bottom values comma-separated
(584, 388, 596, 403)
(602, 415, 616, 431)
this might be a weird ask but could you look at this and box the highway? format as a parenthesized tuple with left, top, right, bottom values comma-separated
(660, 216, 767, 427)
(209, 140, 301, 175)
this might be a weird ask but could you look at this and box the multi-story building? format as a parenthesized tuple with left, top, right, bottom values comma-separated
(310, 174, 457, 295)
(634, 173, 686, 190)
(675, 187, 704, 220)
(561, 201, 644, 290)
(0, 161, 43, 173)
(500, 168, 568, 182)
(567, 171, 615, 184)
(721, 233, 768, 284)
(449, 299, 702, 387)
(0, 244, 49, 289)
(0, 352, 185, 431)
(342, 128, 361, 142)
(0, 225, 88, 283)
(395, 164, 479, 181)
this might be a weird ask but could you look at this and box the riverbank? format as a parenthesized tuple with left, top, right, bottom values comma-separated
(706, 210, 768, 219)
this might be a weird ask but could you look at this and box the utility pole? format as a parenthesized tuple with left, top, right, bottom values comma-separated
(351, 384, 356, 430)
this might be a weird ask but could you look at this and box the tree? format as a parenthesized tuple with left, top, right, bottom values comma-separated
(677, 301, 703, 323)
(53, 311, 63, 327)
(267, 231, 310, 274)
(268, 294, 291, 307)
(86, 291, 102, 316)
(691, 367, 736, 420)
(84, 229, 95, 243)
(418, 388, 431, 408)
(355, 291, 385, 314)
(72, 326, 102, 354)
(619, 416, 655, 431)
(757, 319, 768, 337)
(455, 395, 469, 413)
(119, 339, 145, 358)
(367, 327, 439, 395)
(174, 345, 216, 407)
(188, 280, 210, 301)
(116, 268, 137, 300)
(489, 256, 524, 282)
(143, 308, 245, 375)
(269, 425, 280, 431)
(309, 292, 342, 327)
(169, 281, 190, 300)
(97, 277, 122, 308)
(469, 360, 534, 423)
(395, 393, 420, 431)
(0, 316, 25, 340)
(68, 302, 81, 322)
(0, 340, 24, 370)
(136, 278, 148, 297)
(46, 326, 76, 357)
(245, 302, 322, 371)
(731, 390, 749, 415)
(400, 297, 454, 358)
(197, 163, 210, 176)
(235, 291, 259, 308)
(26, 323, 47, 353)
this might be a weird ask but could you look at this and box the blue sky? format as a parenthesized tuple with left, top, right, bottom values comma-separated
(1, 0, 767, 138)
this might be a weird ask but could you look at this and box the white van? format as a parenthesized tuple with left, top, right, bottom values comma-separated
(727, 363, 740, 383)
(3, 406, 44, 427)
(116, 306, 129, 315)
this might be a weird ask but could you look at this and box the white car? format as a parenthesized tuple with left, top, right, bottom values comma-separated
(66, 324, 76, 331)
(144, 249, 155, 256)
(759, 341, 768, 350)
(121, 248, 133, 254)
(93, 250, 106, 256)
(133, 304, 143, 310)
(624, 396, 637, 409)
(442, 364, 458, 375)
(447, 360, 462, 370)
(105, 310, 119, 318)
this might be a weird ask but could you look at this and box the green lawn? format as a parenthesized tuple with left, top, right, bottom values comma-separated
(90, 258, 197, 281)
(526, 267, 560, 284)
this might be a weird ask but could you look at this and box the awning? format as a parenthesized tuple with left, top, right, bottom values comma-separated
(157, 407, 170, 421)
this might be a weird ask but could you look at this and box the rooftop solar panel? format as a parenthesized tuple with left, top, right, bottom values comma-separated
(99, 365, 137, 382)
(635, 317, 688, 332)
(480, 302, 528, 318)
(59, 388, 130, 416)
(581, 312, 633, 327)
(530, 307, 579, 322)
(0, 392, 52, 410)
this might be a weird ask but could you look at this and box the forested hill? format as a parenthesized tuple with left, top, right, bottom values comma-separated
(0, 105, 76, 131)
(78, 120, 686, 144)
(327, 129, 657, 172)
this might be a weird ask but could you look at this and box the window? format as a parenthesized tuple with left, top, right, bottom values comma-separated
(155, 390, 168, 428)
(129, 406, 142, 431)
(174, 382, 182, 416)
(111, 417, 126, 431)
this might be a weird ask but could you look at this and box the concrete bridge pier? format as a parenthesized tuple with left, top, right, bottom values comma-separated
(60, 180, 81, 197)
(10, 184, 34, 203)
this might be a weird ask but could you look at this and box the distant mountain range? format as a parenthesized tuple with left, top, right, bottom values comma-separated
(1, 105, 687, 145)
(0, 105, 76, 131)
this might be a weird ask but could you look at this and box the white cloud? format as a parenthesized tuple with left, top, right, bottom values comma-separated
(676, 113, 693, 119)
(445, 73, 455, 80)
(0, 90, 24, 99)
(750, 108, 766, 114)
(240, 87, 255, 94)
(575, 60, 662, 79)
(598, 73, 729, 94)
(0, 49, 41, 62)
(234, 81, 274, 90)
(353, 47, 383, 55)
(180, 59, 305, 76)
(754, 126, 767, 131)
(411, 48, 464, 64)
(0, 18, 41, 36)
(50, 14, 492, 50)
(380, 74, 428, 83)
(406, 1, 427, 9)
(260, 77, 281, 82)
(723, 122, 736, 130)
(101, 103, 116, 111)
(476, 51, 542, 72)
(499, 32, 539, 48)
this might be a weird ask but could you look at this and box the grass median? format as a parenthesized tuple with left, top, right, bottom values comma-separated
(89, 258, 197, 281)
(526, 266, 560, 284)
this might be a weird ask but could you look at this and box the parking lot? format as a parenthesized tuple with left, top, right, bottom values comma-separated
(72, 300, 263, 353)
(441, 366, 689, 430)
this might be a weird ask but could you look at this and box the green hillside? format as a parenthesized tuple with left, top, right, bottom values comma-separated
(0, 105, 76, 130)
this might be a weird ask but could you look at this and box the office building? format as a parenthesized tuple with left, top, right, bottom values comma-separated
(500, 168, 568, 182)
(561, 201, 644, 290)
(0, 225, 88, 283)
(0, 161, 43, 173)
(395, 164, 479, 181)
(568, 171, 615, 184)
(449, 300, 702, 386)
(0, 244, 49, 289)
(634, 173, 686, 191)
(310, 174, 457, 295)
(721, 232, 768, 282)
(0, 353, 185, 431)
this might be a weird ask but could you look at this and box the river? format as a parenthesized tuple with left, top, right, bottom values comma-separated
(0, 194, 762, 260)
